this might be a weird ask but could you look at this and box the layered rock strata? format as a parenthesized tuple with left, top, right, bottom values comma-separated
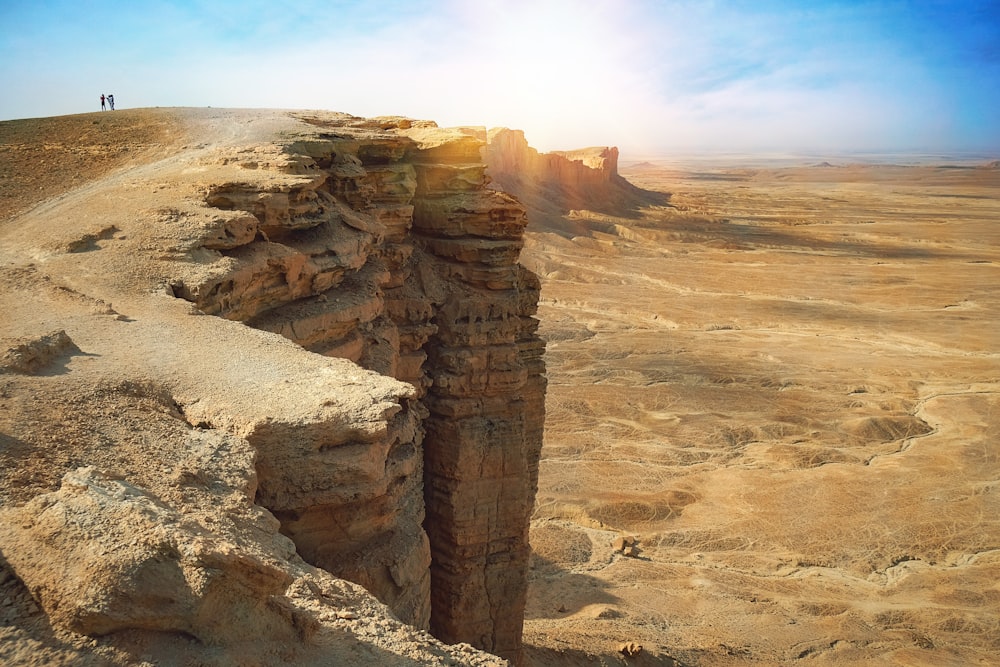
(487, 127, 621, 190)
(170, 115, 546, 663)
(485, 127, 668, 226)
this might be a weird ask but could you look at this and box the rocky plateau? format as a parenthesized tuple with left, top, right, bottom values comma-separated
(1, 107, 998, 667)
(0, 108, 547, 666)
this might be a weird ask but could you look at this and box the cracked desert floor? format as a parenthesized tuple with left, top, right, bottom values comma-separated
(521, 159, 1000, 666)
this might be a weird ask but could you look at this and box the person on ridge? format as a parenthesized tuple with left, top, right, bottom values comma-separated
(108, 94, 114, 110)
(100, 94, 106, 111)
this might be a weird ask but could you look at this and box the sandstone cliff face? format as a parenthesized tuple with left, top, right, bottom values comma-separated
(0, 109, 543, 667)
(170, 115, 546, 663)
(487, 128, 620, 189)
(485, 128, 667, 231)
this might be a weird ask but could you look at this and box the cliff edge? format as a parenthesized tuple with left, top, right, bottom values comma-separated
(0, 108, 544, 666)
(485, 128, 669, 237)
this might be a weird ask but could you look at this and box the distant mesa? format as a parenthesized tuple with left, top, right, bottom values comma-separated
(484, 128, 670, 235)
(814, 161, 837, 168)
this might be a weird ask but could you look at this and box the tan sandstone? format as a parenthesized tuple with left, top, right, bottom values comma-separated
(0, 108, 544, 666)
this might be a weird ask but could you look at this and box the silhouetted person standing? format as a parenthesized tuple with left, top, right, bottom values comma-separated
(100, 94, 106, 111)
(108, 94, 114, 110)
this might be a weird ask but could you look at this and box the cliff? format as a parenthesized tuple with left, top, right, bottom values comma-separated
(0, 109, 543, 666)
(484, 128, 669, 239)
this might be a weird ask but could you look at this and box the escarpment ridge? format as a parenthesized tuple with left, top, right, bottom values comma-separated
(484, 127, 670, 236)
(0, 108, 545, 666)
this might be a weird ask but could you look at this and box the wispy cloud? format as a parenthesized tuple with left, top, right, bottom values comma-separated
(1, 0, 997, 154)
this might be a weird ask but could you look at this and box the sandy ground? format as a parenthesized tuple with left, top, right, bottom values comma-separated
(520, 160, 1000, 666)
(0, 110, 186, 220)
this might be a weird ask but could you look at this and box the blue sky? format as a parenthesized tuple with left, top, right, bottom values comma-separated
(1, 0, 998, 155)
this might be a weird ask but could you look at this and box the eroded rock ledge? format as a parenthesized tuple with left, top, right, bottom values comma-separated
(168, 114, 546, 663)
(0, 109, 544, 666)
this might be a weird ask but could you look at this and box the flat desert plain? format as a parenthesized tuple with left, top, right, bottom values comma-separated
(520, 159, 1000, 666)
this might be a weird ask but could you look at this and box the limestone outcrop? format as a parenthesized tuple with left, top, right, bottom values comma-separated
(485, 128, 668, 232)
(169, 116, 546, 663)
(487, 128, 621, 191)
(0, 109, 544, 666)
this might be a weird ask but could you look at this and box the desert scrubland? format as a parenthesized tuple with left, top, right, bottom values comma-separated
(521, 159, 1000, 666)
